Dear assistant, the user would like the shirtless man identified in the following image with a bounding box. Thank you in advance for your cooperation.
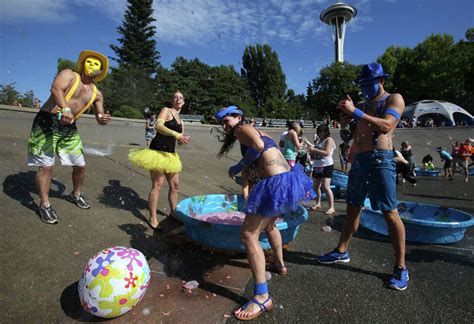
[27,50,111,224]
[316,63,409,291]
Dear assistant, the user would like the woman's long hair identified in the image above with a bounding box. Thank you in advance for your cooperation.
[212,115,245,158]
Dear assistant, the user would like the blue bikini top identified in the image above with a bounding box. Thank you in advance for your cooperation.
[240,132,278,157]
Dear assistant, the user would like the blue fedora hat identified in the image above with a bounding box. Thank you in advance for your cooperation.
[355,63,389,84]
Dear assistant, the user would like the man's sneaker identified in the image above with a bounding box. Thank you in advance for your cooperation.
[316,249,350,264]
[387,266,409,291]
[68,192,91,209]
[39,205,58,224]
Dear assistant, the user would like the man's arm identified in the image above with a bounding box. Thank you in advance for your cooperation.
[93,91,111,125]
[50,69,76,124]
[338,94,405,134]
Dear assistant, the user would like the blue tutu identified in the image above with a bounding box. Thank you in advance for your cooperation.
[246,164,316,217]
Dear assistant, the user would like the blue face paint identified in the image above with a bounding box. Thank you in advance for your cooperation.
[361,83,379,100]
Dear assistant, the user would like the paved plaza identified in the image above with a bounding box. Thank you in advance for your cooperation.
[0,107,473,323]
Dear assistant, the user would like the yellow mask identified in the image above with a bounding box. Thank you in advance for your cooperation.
[83,56,102,77]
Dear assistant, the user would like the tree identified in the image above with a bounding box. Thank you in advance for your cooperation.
[101,65,157,115]
[57,58,77,73]
[0,83,21,105]
[110,0,160,74]
[154,57,255,120]
[241,44,287,115]
[105,0,161,117]
[112,105,144,119]
[466,27,474,43]
[307,62,360,119]
[19,90,35,107]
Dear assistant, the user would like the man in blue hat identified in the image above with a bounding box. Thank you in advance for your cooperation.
[316,63,409,291]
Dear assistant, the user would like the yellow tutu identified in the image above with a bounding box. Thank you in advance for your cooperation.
[128,148,182,173]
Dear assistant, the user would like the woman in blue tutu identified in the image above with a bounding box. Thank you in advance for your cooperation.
[128,91,191,229]
[215,106,315,321]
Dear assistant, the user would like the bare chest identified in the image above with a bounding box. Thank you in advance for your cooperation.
[68,83,96,110]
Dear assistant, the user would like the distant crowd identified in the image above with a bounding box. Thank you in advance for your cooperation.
[398,116,471,128]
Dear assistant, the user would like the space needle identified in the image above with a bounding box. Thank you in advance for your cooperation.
[320,2,357,63]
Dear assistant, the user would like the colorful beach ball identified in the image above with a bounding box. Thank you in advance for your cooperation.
[78,246,151,318]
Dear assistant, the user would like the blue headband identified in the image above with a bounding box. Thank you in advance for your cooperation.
[214,105,243,122]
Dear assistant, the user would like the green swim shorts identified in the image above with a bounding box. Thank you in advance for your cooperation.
[27,110,85,167]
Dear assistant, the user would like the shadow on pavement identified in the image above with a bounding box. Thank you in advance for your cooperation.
[117,222,248,304]
[99,179,148,222]
[406,248,474,267]
[60,281,107,322]
[2,171,66,213]
[284,249,389,284]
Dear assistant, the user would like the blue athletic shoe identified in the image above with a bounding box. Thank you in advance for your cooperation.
[316,249,350,264]
[387,266,409,291]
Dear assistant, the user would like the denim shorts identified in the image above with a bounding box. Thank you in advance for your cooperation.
[346,150,397,211]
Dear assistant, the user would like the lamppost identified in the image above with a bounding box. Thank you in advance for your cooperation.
[320,2,357,63]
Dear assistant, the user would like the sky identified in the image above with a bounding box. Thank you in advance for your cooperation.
[0,0,473,103]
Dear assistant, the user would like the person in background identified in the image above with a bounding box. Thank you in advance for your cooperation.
[278,125,289,151]
[393,147,417,186]
[34,98,41,109]
[435,147,453,179]
[459,138,472,182]
[282,122,303,168]
[304,124,336,214]
[421,154,435,170]
[145,112,156,147]
[339,141,350,174]
[449,137,461,175]
[400,141,415,176]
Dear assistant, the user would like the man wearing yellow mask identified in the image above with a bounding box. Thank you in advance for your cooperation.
[27,50,111,224]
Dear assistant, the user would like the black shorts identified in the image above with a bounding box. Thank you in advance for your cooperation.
[312,165,334,178]
[444,159,452,169]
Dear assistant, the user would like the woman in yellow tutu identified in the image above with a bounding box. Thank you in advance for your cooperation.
[128,90,191,229]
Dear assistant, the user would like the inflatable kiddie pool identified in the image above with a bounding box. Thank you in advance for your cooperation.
[175,194,308,251]
[414,167,441,177]
[330,170,348,197]
[360,201,474,244]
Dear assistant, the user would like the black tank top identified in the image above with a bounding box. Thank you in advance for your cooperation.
[149,114,182,153]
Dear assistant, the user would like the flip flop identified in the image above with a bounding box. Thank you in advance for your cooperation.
[324,210,335,215]
[266,263,288,275]
[147,220,160,231]
[234,297,273,321]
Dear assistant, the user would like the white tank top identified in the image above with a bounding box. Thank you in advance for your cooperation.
[313,137,335,167]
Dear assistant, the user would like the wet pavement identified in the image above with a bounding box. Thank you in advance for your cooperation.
[0,106,473,323]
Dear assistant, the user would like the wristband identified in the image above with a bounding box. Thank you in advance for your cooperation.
[352,108,364,120]
[57,107,71,120]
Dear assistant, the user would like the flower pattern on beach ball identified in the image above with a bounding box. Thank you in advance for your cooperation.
[78,246,150,318]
